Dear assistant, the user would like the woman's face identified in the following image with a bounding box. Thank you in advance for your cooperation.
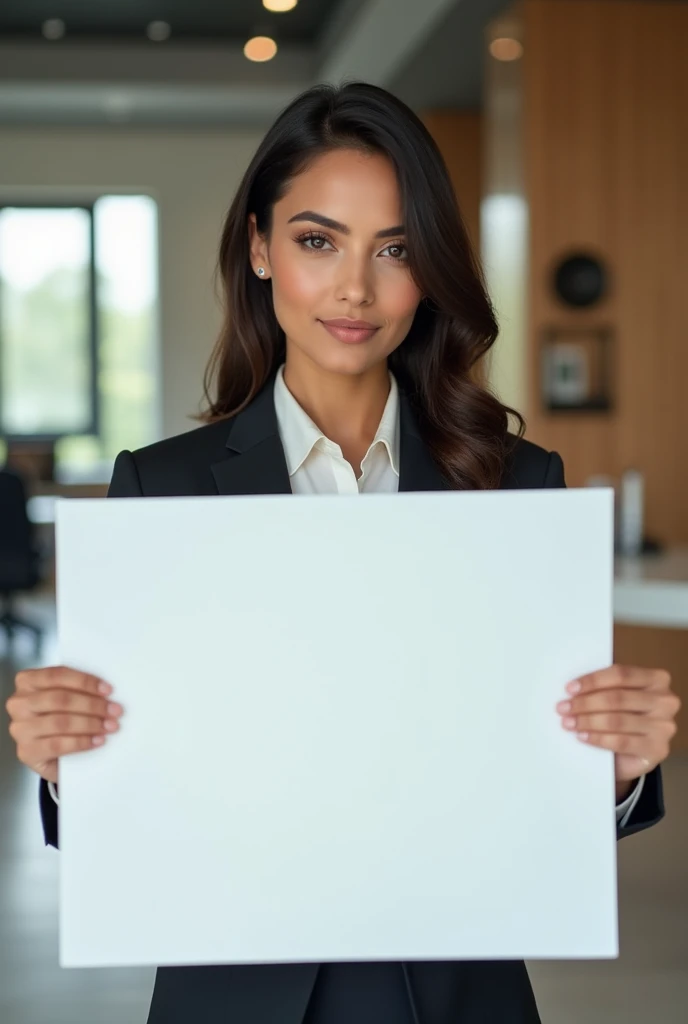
[249,148,423,377]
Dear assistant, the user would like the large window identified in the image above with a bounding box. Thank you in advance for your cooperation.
[0,196,160,481]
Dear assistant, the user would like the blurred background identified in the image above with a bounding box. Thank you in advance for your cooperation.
[0,1,686,1021]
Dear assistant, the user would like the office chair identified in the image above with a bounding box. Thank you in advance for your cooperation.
[0,467,44,654]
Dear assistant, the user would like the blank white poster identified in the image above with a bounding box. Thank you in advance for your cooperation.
[55,488,617,968]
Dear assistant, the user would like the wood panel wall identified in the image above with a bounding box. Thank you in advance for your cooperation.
[521,0,688,748]
[523,0,688,538]
[422,111,483,250]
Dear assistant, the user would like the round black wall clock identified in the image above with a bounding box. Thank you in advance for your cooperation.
[552,253,608,308]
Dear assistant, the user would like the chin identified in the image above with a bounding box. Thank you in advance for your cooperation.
[314,345,385,377]
[303,330,395,375]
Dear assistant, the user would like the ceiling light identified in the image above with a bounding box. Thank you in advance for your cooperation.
[42,19,65,40]
[244,36,278,62]
[263,0,298,11]
[489,37,523,62]
[147,21,171,42]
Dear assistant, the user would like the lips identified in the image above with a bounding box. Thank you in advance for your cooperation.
[318,318,380,345]
[322,318,378,329]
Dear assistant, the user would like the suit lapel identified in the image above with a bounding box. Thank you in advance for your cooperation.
[211,379,450,496]
[398,392,450,492]
[210,379,292,496]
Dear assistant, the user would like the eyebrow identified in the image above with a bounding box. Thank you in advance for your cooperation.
[287,210,404,239]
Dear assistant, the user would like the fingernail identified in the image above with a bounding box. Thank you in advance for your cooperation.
[566,680,582,695]
[92,735,105,746]
[107,702,123,717]
[557,700,572,714]
[104,719,119,732]
[563,717,577,730]
[577,732,590,742]
[98,682,113,695]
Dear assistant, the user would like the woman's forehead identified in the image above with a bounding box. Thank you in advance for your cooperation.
[276,149,403,227]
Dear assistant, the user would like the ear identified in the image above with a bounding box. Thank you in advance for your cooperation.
[247,213,272,279]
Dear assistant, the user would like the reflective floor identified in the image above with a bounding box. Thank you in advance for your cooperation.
[1,597,686,1023]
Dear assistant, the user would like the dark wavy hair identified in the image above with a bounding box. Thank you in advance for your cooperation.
[198,81,524,489]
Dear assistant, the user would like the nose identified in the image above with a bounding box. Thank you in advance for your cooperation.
[333,250,375,307]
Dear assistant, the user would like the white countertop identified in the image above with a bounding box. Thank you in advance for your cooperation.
[614,548,688,629]
[27,494,58,525]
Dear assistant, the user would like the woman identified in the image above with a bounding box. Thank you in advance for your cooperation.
[7,82,679,1024]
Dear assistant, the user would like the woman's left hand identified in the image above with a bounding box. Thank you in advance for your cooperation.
[556,665,681,797]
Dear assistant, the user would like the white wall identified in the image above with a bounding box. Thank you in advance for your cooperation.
[0,126,264,441]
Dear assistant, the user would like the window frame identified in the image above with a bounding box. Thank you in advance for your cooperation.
[0,200,100,443]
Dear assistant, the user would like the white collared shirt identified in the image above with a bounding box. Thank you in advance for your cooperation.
[49,368,645,824]
[273,364,399,495]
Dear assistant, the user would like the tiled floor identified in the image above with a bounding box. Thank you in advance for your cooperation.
[1,597,686,1023]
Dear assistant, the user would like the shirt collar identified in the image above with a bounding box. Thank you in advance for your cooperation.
[370,372,400,475]
[273,364,400,478]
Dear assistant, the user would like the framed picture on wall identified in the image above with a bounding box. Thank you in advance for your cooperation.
[540,326,613,412]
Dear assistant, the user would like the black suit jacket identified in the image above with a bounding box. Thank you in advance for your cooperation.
[39,381,664,1024]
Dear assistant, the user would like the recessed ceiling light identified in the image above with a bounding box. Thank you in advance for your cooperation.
[42,19,65,41]
[263,0,298,12]
[244,35,278,62]
[147,21,171,42]
[489,37,523,62]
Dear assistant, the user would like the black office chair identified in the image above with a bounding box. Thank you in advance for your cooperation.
[0,467,44,654]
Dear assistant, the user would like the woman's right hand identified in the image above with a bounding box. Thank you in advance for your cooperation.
[6,667,124,784]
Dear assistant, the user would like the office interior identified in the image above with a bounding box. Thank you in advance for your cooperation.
[0,1,686,1021]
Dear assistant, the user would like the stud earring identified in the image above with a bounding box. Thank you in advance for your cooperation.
[257,267,266,277]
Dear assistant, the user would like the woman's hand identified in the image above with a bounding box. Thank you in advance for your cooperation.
[5,666,123,784]
[556,665,681,799]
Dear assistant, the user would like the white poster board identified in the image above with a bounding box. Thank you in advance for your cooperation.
[56,489,617,967]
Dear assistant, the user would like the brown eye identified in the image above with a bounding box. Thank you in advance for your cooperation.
[296,231,333,252]
[381,242,408,263]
